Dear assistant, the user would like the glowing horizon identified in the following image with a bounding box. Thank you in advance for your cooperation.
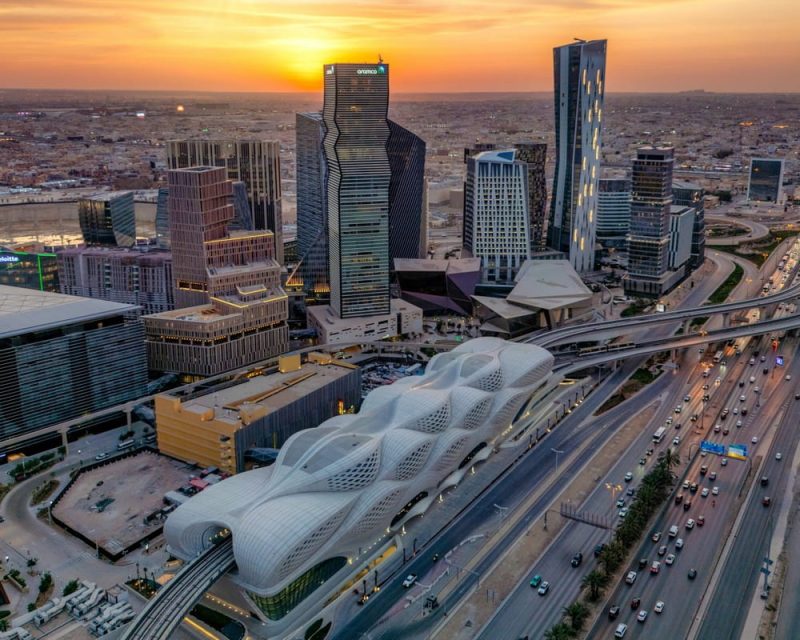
[1,0,798,93]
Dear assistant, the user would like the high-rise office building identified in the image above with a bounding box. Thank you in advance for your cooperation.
[58,247,174,314]
[747,158,785,203]
[295,112,330,303]
[143,167,288,377]
[323,62,391,319]
[672,180,705,269]
[624,146,692,296]
[596,178,632,249]
[0,248,59,291]
[166,140,284,263]
[0,286,147,442]
[548,39,607,273]
[387,120,427,260]
[463,149,532,283]
[78,192,136,247]
[155,187,170,249]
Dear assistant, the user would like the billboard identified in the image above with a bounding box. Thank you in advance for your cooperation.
[701,440,726,456]
[727,444,748,460]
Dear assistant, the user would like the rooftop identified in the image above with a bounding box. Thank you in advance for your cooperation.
[507,259,593,310]
[81,191,133,202]
[0,285,138,338]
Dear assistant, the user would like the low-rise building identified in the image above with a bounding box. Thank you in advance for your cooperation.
[306,299,423,345]
[154,355,361,473]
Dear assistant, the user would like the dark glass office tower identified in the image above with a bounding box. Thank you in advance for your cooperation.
[596,178,632,249]
[155,187,170,249]
[747,158,784,202]
[78,192,136,247]
[387,120,426,260]
[323,62,391,318]
[296,112,330,303]
[548,39,607,272]
[672,180,705,269]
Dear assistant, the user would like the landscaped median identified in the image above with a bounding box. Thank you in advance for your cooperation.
[542,451,680,640]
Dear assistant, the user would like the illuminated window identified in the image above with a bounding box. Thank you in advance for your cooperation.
[573,229,578,243]
[587,81,592,94]
[588,208,593,223]
[583,68,587,84]
[580,237,585,251]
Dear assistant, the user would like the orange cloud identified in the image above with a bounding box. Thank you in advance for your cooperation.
[0,0,798,92]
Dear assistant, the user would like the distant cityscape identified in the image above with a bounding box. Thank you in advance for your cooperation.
[0,25,799,640]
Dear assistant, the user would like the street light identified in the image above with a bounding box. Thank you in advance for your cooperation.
[552,448,565,476]
[605,483,623,502]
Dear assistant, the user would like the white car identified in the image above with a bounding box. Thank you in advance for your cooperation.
[537,581,550,595]
[701,487,709,498]
[616,497,625,508]
[754,387,760,394]
[776,452,783,461]
[619,507,629,518]
[749,358,756,365]
[786,375,792,381]
[626,570,637,584]
[668,525,679,537]
[94,452,108,461]
[624,472,634,482]
[736,420,743,427]
[675,538,684,550]
[665,554,675,566]
[673,436,681,446]
[637,610,648,623]
[733,407,739,414]
[752,436,759,444]
[739,395,746,402]
[686,519,695,529]
[721,458,728,466]
[712,486,720,496]
[749,376,756,383]
[714,425,721,433]
[402,574,418,588]
[654,601,665,614]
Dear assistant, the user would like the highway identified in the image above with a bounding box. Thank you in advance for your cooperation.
[119,538,235,640]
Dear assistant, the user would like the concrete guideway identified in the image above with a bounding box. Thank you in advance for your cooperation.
[705,214,770,246]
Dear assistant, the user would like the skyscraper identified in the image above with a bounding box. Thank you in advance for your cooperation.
[672,180,705,269]
[548,39,607,273]
[78,192,136,247]
[166,140,284,263]
[596,178,632,249]
[747,158,785,203]
[463,149,532,283]
[323,62,391,319]
[387,120,427,260]
[155,187,170,249]
[144,167,288,376]
[624,146,692,296]
[295,112,330,303]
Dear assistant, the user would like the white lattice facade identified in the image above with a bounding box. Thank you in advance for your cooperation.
[165,337,553,634]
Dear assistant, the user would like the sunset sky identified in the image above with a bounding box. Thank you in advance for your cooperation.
[2,0,798,93]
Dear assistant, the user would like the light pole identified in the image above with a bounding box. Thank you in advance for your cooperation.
[552,448,564,476]
[605,483,623,503]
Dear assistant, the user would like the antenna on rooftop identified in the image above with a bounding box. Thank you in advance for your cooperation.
[378,53,384,63]
[573,38,587,43]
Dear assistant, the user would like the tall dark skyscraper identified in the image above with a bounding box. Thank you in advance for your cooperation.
[296,112,330,303]
[548,39,607,273]
[672,180,705,269]
[323,62,391,318]
[166,140,284,263]
[78,192,136,247]
[747,158,785,203]
[596,177,632,249]
[387,120,427,260]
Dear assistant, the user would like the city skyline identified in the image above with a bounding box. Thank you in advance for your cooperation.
[2,0,799,93]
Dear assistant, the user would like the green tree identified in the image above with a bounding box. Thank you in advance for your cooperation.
[543,622,576,640]
[581,570,609,601]
[62,580,79,597]
[563,600,590,631]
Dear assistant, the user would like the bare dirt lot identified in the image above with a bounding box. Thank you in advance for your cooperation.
[53,451,192,556]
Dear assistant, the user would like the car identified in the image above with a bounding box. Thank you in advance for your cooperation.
[654,601,665,614]
[752,436,759,444]
[721,457,728,466]
[754,387,760,394]
[571,552,583,567]
[733,408,739,415]
[763,496,772,507]
[609,604,621,620]
[702,383,710,390]
[690,414,698,422]
[739,395,746,402]
[651,531,662,543]
[665,554,676,566]
[639,457,647,466]
[736,419,743,428]
[682,480,690,490]
[684,395,691,402]
[686,519,695,529]
[675,494,684,505]
[619,508,629,518]
[675,406,682,414]
[666,417,673,424]
[712,486,719,496]
[700,465,708,475]
[657,546,667,557]
[626,487,636,496]
[684,500,692,511]
[616,498,626,508]
[714,425,721,433]
[761,476,769,487]
[697,515,705,526]
[741,408,748,416]
[638,557,648,570]
[690,482,698,493]
[675,538,684,550]
[703,394,710,402]
[749,358,756,365]
[94,452,108,460]
[631,597,641,609]
[537,581,550,595]
[673,436,681,446]
[688,568,698,580]
[651,560,661,574]
[529,574,542,588]
[432,553,439,562]
[709,471,717,480]
[723,427,730,436]
[750,376,756,383]
[402,574,418,588]
[594,544,606,557]
[776,452,783,461]
[637,610,648,623]
[675,422,682,430]
[669,525,679,537]
[715,377,722,386]
[701,487,710,498]
[702,370,710,378]
[787,375,793,381]
[614,622,628,638]
[626,571,637,584]
[739,380,745,388]
[624,472,633,482]
[795,393,800,400]
[761,355,767,362]
[763,368,769,375]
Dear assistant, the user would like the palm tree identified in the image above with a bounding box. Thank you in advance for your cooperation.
[582,569,609,601]
[543,622,576,640]
[563,600,590,631]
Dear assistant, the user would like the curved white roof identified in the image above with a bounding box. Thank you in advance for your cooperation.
[165,337,554,600]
